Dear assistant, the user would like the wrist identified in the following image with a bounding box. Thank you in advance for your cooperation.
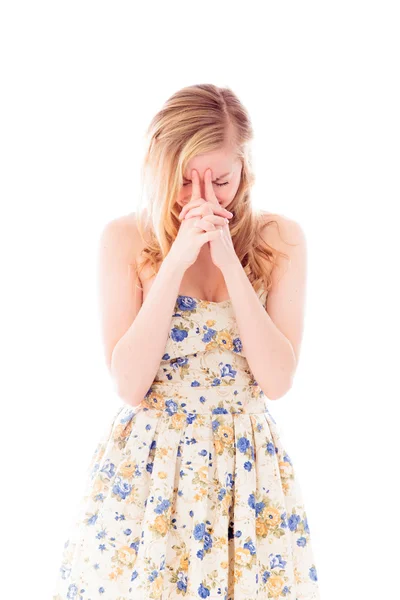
[162,252,188,280]
[220,254,242,278]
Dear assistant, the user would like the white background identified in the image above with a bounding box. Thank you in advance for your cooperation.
[1,1,399,598]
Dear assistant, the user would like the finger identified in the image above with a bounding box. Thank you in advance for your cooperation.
[201,214,229,227]
[182,207,209,221]
[179,200,205,220]
[191,168,202,201]
[185,202,214,219]
[184,204,231,220]
[192,217,216,232]
[204,168,219,207]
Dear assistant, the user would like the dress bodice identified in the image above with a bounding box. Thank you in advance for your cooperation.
[141,286,270,415]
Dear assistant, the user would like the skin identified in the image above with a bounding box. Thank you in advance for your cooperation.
[176,144,243,213]
[98,146,307,403]
[175,144,243,298]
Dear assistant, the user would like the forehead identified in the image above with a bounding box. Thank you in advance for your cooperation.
[184,148,238,179]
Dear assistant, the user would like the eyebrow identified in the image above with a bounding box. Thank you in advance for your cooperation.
[183,171,231,182]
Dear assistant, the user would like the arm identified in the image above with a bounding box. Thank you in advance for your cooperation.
[222,216,307,400]
[97,215,186,406]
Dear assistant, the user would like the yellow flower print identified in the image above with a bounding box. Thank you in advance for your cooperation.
[92,477,107,496]
[153,514,169,536]
[112,420,133,442]
[218,425,234,445]
[250,383,263,398]
[235,547,252,566]
[220,561,228,569]
[144,391,165,410]
[155,446,170,459]
[197,465,208,483]
[171,412,186,429]
[279,460,293,480]
[206,319,216,327]
[108,566,124,580]
[118,459,136,479]
[266,574,285,597]
[180,554,189,571]
[205,341,220,352]
[194,488,207,501]
[234,567,243,583]
[281,480,290,495]
[158,471,167,479]
[294,565,303,584]
[256,518,268,537]
[215,330,233,350]
[214,536,228,549]
[265,506,281,528]
[222,492,231,512]
[152,574,164,597]
[214,438,224,455]
[116,545,137,568]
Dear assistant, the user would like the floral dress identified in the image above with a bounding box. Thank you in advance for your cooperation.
[52,286,320,600]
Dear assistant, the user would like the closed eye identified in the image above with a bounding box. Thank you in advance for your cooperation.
[183,181,229,187]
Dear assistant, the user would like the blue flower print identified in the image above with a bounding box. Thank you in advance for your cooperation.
[288,513,301,532]
[198,582,210,598]
[112,477,132,500]
[100,460,116,479]
[220,363,237,378]
[165,399,178,416]
[218,488,226,501]
[51,284,320,600]
[194,522,206,541]
[270,553,287,569]
[303,515,310,534]
[266,442,276,455]
[203,532,213,551]
[212,406,228,414]
[226,473,234,488]
[297,536,307,547]
[85,513,99,525]
[237,437,250,453]
[177,296,198,311]
[248,493,265,517]
[232,337,243,352]
[154,498,171,514]
[171,327,189,342]
[67,583,78,599]
[202,328,217,343]
[243,539,256,555]
[177,572,188,592]
[148,569,159,582]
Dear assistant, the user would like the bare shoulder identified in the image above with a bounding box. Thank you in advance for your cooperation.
[258,210,306,253]
[257,210,307,290]
[98,211,145,265]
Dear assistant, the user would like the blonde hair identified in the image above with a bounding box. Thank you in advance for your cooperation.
[135,83,289,295]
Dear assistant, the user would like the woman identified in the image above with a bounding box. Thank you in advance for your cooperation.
[52,83,320,599]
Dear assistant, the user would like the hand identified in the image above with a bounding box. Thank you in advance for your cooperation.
[168,171,223,271]
[181,168,238,272]
[178,168,233,222]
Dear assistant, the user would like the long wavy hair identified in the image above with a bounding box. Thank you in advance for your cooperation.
[135,83,289,295]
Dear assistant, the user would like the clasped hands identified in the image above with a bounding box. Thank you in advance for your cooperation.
[178,168,238,272]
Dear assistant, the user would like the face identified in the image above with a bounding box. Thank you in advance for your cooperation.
[176,145,242,209]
